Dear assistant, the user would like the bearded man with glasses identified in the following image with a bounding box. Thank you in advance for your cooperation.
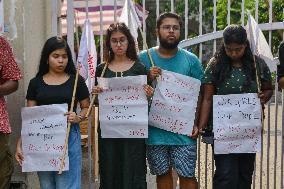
[139,12,204,189]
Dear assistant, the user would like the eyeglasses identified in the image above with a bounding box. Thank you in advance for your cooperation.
[110,39,128,46]
[160,25,180,32]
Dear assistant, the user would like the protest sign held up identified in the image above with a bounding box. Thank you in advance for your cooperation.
[213,93,262,154]
[149,70,201,135]
[98,75,148,138]
[21,104,69,172]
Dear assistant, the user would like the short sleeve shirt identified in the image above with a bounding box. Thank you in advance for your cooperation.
[26,75,89,112]
[0,36,22,133]
[95,60,147,79]
[203,57,271,130]
[203,57,271,94]
[139,47,204,145]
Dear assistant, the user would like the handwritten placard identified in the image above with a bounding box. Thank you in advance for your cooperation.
[98,75,148,138]
[213,93,262,154]
[149,70,201,135]
[21,104,69,172]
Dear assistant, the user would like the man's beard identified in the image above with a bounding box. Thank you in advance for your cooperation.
[159,35,180,50]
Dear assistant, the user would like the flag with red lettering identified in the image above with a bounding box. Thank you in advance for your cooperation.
[77,19,97,92]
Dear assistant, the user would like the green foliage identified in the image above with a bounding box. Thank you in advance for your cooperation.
[172,0,284,56]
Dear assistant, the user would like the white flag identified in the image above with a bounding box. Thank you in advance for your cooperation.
[246,13,276,72]
[77,19,97,92]
[0,0,4,33]
[119,0,141,40]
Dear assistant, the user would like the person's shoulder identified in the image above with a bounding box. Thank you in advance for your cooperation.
[179,48,199,62]
[180,48,196,57]
[96,62,107,71]
[255,55,264,62]
[130,60,147,75]
[0,36,10,49]
[95,62,107,73]
[68,74,85,82]
[134,60,146,68]
[30,76,41,82]
[139,49,147,56]
[255,55,268,68]
[0,36,7,44]
[139,47,156,57]
[28,76,41,86]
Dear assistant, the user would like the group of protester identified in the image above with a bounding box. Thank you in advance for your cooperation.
[0,11,283,189]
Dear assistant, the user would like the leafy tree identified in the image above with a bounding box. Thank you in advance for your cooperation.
[142,0,283,58]
[216,0,284,55]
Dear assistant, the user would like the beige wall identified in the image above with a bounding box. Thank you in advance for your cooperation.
[3,0,57,187]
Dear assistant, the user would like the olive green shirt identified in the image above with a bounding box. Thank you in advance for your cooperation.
[203,57,272,130]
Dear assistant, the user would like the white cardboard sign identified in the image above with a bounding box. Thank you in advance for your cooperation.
[98,75,148,138]
[21,104,69,172]
[149,70,201,135]
[213,93,262,154]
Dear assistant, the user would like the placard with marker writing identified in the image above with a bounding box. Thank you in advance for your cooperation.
[98,75,148,138]
[213,93,262,154]
[21,104,69,172]
[149,70,201,135]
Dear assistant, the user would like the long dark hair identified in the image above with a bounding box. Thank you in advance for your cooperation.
[104,22,138,63]
[36,36,76,77]
[212,25,255,89]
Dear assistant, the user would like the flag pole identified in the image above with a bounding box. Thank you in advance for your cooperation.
[75,12,80,54]
[84,0,94,187]
[59,66,81,174]
[128,0,157,109]
[85,63,108,118]
[247,13,264,182]
[128,1,154,67]
[58,6,83,175]
[86,0,89,19]
[247,11,261,92]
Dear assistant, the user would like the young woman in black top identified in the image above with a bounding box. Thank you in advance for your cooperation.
[15,36,90,189]
[93,23,153,189]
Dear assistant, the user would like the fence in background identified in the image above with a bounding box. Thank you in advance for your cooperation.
[52,0,284,188]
